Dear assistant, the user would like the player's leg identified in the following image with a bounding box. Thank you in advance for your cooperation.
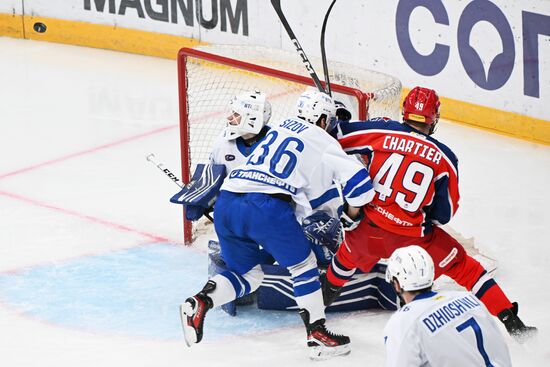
[323,220,391,306]
[427,226,536,340]
[248,193,350,360]
[180,191,264,346]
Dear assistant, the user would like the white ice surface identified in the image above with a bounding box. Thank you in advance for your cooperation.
[0,37,549,366]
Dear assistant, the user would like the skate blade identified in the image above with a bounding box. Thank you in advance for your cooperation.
[309,344,351,361]
[179,303,197,347]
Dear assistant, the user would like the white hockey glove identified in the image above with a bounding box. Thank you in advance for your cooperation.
[340,203,364,231]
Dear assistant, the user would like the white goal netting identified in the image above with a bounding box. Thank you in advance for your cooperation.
[178,44,402,243]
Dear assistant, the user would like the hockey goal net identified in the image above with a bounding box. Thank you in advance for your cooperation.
[177,44,402,244]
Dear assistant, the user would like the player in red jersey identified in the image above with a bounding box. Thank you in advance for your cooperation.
[324,87,536,341]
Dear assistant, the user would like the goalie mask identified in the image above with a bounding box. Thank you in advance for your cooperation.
[296,89,337,132]
[385,245,434,292]
[402,86,441,135]
[224,90,272,140]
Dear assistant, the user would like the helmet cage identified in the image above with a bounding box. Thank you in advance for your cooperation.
[224,91,271,140]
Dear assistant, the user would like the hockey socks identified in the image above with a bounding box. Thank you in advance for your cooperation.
[326,254,356,287]
[445,255,513,315]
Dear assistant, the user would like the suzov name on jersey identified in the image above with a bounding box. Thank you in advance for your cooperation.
[279,119,310,134]
[383,135,442,164]
[422,295,481,334]
[229,169,297,194]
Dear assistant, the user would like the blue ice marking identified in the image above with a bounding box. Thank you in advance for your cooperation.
[0,244,300,341]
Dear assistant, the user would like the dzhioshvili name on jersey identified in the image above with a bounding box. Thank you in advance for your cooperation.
[229,169,297,194]
[422,295,481,334]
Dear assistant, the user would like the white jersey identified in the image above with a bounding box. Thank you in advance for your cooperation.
[209,132,257,172]
[221,117,374,215]
[383,290,512,367]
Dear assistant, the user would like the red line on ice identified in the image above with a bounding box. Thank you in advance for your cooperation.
[0,124,177,180]
[0,190,174,243]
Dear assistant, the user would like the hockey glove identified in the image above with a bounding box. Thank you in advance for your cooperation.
[335,100,352,121]
[340,204,364,231]
[302,211,343,253]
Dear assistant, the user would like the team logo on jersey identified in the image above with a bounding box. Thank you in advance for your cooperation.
[225,154,235,161]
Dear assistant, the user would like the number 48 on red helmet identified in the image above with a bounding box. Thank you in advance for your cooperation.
[402,86,441,126]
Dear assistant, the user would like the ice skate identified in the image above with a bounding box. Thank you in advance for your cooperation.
[180,281,215,346]
[300,309,351,360]
[320,273,343,307]
[498,302,537,343]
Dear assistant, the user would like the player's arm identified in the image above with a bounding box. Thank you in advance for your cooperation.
[427,156,460,225]
[335,118,387,157]
[322,142,375,228]
[170,164,226,221]
[326,145,374,208]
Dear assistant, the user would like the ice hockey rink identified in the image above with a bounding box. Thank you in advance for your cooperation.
[1,37,549,366]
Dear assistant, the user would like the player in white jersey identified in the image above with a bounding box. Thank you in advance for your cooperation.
[174,90,273,222]
[180,89,375,360]
[383,245,512,367]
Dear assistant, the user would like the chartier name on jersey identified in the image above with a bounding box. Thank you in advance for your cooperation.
[337,119,458,172]
[383,134,443,164]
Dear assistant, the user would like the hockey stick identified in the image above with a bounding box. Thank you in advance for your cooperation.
[145,153,214,222]
[271,0,326,93]
[146,153,183,188]
[320,0,337,96]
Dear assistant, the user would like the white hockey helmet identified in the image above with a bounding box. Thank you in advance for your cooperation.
[295,89,337,131]
[224,90,272,140]
[385,245,435,291]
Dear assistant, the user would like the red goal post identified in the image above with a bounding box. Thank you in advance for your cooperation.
[177,45,401,244]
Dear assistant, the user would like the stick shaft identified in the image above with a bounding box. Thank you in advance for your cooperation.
[271,0,325,93]
[321,0,337,96]
[146,153,183,188]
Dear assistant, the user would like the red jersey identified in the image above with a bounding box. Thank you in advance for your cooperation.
[336,118,460,237]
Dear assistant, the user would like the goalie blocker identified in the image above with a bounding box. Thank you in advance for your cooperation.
[170,164,226,220]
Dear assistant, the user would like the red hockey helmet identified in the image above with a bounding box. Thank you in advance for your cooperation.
[402,86,440,126]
